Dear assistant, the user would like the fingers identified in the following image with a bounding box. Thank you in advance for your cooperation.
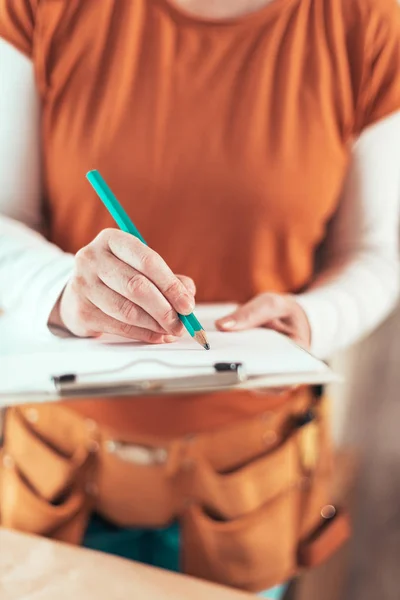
[59,229,197,342]
[94,251,184,335]
[216,294,286,331]
[86,306,175,344]
[177,274,196,296]
[264,318,294,337]
[83,278,168,334]
[104,230,195,315]
[59,287,170,342]
[215,293,311,350]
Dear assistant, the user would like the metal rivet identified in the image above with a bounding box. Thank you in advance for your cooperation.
[106,440,117,453]
[88,440,100,453]
[25,408,38,423]
[2,454,14,469]
[262,430,277,445]
[85,482,98,496]
[85,419,97,432]
[321,505,336,520]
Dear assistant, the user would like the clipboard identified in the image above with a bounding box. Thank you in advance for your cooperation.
[0,305,339,407]
[0,358,338,407]
[52,360,247,397]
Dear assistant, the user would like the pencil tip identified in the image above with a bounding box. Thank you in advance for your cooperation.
[194,330,210,350]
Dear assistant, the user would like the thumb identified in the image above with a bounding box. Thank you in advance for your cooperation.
[216,294,286,331]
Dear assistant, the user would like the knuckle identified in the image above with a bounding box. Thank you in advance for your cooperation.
[76,303,92,325]
[72,274,88,292]
[97,228,114,244]
[143,329,162,344]
[118,298,138,323]
[139,250,158,272]
[178,275,195,293]
[75,245,96,269]
[118,322,136,337]
[160,307,178,326]
[163,279,183,299]
[143,329,163,344]
[126,274,149,297]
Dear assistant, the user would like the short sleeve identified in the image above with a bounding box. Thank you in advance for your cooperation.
[0,0,38,57]
[355,0,400,132]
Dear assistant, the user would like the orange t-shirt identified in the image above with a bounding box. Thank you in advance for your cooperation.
[1,0,400,436]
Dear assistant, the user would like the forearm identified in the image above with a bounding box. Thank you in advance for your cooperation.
[0,42,74,337]
[296,250,399,358]
[0,215,74,337]
[296,112,400,359]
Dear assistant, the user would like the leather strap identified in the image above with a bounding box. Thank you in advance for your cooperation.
[297,506,351,568]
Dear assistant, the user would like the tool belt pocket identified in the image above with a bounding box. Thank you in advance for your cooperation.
[0,405,98,544]
[181,403,350,592]
[182,487,300,592]
[181,427,303,592]
[192,427,301,521]
[95,433,178,527]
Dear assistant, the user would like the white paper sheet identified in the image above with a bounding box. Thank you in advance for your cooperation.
[0,304,333,399]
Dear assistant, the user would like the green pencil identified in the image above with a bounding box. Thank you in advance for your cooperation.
[86,169,210,350]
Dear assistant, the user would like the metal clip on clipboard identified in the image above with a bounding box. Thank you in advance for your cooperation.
[52,360,247,398]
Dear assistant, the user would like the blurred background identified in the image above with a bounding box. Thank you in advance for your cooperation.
[295,294,400,600]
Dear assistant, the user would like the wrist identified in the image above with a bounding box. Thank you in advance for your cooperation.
[47,286,72,336]
[291,297,312,349]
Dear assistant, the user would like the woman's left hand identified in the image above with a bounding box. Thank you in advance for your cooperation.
[215,293,311,349]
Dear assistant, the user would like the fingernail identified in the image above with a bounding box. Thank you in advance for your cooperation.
[220,319,236,330]
[164,335,178,343]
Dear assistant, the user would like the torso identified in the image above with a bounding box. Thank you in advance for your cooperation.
[35,0,360,434]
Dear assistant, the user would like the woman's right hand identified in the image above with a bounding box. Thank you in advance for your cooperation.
[48,228,196,343]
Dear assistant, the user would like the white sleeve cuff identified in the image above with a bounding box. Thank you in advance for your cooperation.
[0,216,75,340]
[30,256,75,340]
[8,254,75,340]
[295,259,400,360]
[295,292,340,359]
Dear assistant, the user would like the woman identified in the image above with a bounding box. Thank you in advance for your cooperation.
[1,0,400,598]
